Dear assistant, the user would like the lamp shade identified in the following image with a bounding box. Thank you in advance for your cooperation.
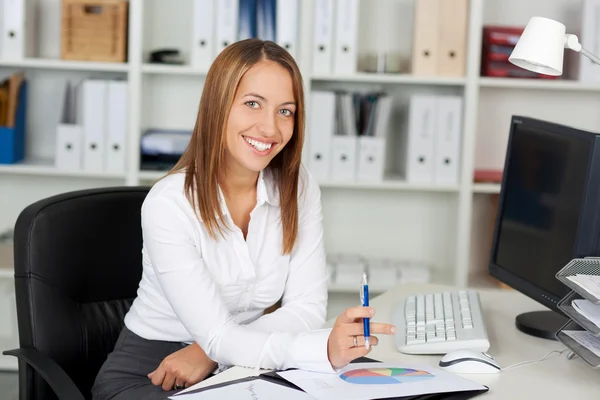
[508,17,566,76]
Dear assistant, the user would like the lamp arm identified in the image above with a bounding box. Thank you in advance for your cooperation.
[580,47,600,67]
[564,34,600,67]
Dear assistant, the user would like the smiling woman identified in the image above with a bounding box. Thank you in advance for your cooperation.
[90,39,395,400]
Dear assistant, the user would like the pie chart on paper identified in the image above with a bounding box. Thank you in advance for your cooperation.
[340,368,435,385]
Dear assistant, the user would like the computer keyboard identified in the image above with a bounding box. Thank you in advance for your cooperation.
[391,289,490,354]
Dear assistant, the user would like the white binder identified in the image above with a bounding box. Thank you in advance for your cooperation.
[55,80,83,170]
[55,125,83,171]
[276,0,299,59]
[405,95,436,183]
[332,0,359,75]
[1,0,36,59]
[191,0,215,72]
[357,95,393,182]
[331,92,358,182]
[311,0,334,75]
[307,91,335,182]
[105,80,128,173]
[215,0,238,55]
[433,96,463,184]
[82,79,107,172]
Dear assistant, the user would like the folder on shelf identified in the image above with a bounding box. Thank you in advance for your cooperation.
[434,95,462,184]
[0,73,26,164]
[307,90,335,182]
[405,95,436,183]
[1,0,36,60]
[275,0,299,59]
[330,92,358,182]
[238,0,258,40]
[311,0,334,75]
[257,0,276,41]
[357,93,392,182]
[82,79,107,172]
[55,80,83,171]
[215,0,238,54]
[411,0,440,76]
[332,0,359,75]
[437,0,468,76]
[105,79,127,173]
[190,0,216,72]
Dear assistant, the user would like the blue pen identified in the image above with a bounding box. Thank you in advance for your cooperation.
[361,272,370,349]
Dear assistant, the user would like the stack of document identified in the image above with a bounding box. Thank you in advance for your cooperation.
[566,274,600,301]
[572,299,600,330]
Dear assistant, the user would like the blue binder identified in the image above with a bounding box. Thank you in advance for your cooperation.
[0,80,27,164]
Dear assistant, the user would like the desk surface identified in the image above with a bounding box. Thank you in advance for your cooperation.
[193,283,599,398]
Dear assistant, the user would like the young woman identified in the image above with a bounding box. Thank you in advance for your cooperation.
[92,39,396,400]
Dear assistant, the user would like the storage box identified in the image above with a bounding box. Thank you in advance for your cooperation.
[61,0,129,62]
[0,80,27,165]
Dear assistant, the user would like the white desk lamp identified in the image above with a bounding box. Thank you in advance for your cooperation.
[509,16,600,76]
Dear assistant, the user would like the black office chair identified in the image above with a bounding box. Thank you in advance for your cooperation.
[2,186,150,400]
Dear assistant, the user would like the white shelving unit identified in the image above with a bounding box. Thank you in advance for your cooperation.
[0,0,597,346]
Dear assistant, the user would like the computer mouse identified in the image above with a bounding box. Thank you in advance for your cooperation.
[438,349,501,374]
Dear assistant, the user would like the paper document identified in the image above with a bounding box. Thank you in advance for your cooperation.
[563,330,600,358]
[566,274,600,300]
[169,378,314,399]
[277,362,487,400]
[174,366,262,395]
[572,299,600,329]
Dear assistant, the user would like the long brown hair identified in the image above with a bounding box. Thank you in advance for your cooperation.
[169,39,305,255]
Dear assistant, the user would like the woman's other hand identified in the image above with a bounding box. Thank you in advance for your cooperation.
[327,306,396,370]
[148,342,217,391]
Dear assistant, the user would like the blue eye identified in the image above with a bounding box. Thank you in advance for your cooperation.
[280,109,293,117]
[246,101,259,108]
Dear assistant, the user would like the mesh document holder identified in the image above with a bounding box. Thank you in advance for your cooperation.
[557,291,600,337]
[555,258,600,367]
[556,320,600,368]
[556,258,600,305]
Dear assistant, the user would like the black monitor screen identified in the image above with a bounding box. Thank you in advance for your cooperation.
[494,121,592,299]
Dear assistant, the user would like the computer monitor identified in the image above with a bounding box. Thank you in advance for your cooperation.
[489,115,600,340]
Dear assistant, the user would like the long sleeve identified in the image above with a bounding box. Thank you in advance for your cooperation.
[140,194,335,373]
[247,171,329,335]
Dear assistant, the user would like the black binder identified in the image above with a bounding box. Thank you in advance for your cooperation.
[173,357,489,399]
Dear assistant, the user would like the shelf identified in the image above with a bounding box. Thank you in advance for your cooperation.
[0,159,127,179]
[0,267,12,279]
[0,58,129,72]
[139,171,459,192]
[328,282,391,294]
[142,63,208,76]
[478,77,600,92]
[311,72,466,86]
[319,178,460,192]
[472,183,501,194]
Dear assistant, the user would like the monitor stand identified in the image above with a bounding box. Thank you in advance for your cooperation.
[515,311,569,340]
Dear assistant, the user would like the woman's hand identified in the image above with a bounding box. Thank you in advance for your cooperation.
[327,306,396,370]
[148,342,217,391]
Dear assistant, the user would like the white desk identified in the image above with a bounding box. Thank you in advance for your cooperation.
[190,283,600,399]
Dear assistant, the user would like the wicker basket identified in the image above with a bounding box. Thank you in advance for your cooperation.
[61,0,128,62]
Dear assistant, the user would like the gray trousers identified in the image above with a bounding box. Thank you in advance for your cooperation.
[91,326,188,400]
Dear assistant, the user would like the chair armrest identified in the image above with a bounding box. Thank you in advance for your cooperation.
[3,348,85,400]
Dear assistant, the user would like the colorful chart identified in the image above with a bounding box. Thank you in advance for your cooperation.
[339,368,434,385]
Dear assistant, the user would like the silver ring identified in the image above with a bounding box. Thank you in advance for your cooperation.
[353,336,358,347]
[174,384,184,390]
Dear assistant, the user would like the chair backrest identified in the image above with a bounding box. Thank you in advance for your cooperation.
[12,186,150,400]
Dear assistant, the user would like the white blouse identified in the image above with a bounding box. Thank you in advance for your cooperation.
[124,165,334,373]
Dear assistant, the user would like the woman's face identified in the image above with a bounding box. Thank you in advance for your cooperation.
[224,59,296,175]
